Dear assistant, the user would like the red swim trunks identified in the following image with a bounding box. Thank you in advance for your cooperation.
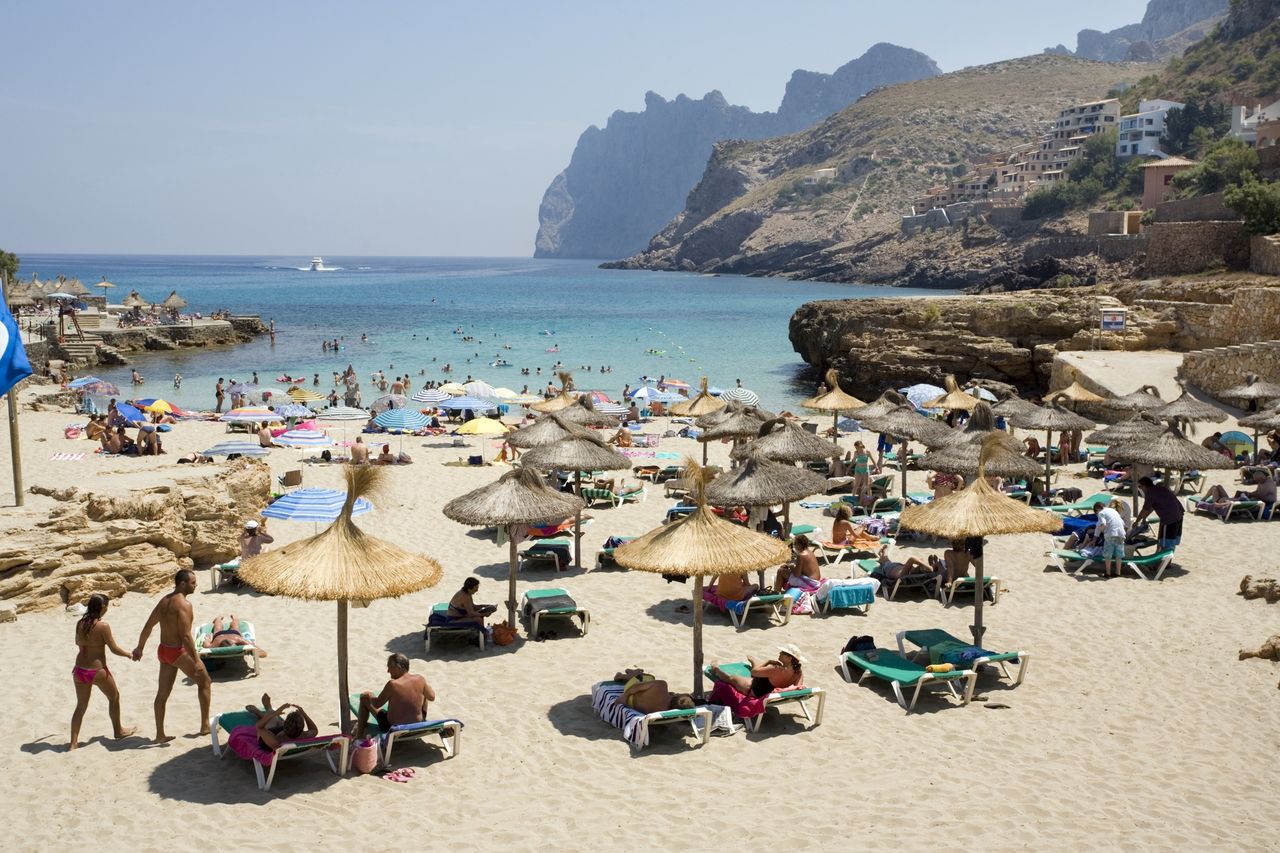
[157,643,186,666]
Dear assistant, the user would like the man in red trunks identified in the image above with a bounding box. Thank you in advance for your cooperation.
[132,569,211,743]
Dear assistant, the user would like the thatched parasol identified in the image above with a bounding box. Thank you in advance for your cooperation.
[62,278,90,297]
[1097,384,1163,413]
[1153,388,1227,426]
[940,401,998,447]
[803,368,867,444]
[1222,374,1280,408]
[614,461,790,697]
[848,389,908,421]
[1007,400,1094,489]
[991,395,1042,421]
[95,277,115,290]
[669,377,725,418]
[238,467,443,733]
[1238,407,1280,461]
[507,412,577,449]
[442,465,585,627]
[161,290,187,310]
[730,417,841,463]
[699,404,772,465]
[899,434,1061,644]
[1047,380,1106,405]
[1086,413,1164,446]
[122,290,146,309]
[1105,426,1238,472]
[925,375,980,412]
[520,427,630,569]
[531,371,578,414]
[859,404,955,500]
[708,446,828,537]
[558,394,621,428]
[917,432,1043,480]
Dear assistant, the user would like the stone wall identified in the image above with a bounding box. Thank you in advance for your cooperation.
[1145,221,1250,274]
[986,205,1026,230]
[1251,234,1280,276]
[1153,191,1240,223]
[1089,211,1128,235]
[1179,340,1280,400]
[1023,233,1148,263]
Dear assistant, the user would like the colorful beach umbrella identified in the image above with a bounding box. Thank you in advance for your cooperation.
[202,440,270,457]
[219,407,278,423]
[373,409,430,432]
[412,388,451,405]
[899,383,947,410]
[454,417,509,436]
[286,387,326,403]
[629,386,681,403]
[438,382,466,395]
[140,399,180,415]
[277,403,315,419]
[275,429,334,448]
[316,406,370,422]
[262,488,373,523]
[68,376,106,388]
[114,403,146,422]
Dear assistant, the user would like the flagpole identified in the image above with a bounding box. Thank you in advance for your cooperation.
[2,272,24,507]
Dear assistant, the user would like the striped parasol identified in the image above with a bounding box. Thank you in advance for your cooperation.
[438,396,496,412]
[202,440,270,457]
[718,386,760,407]
[274,428,334,448]
[412,388,451,405]
[277,403,315,419]
[286,387,326,403]
[262,488,373,523]
[373,409,431,432]
[218,407,278,423]
[316,406,370,421]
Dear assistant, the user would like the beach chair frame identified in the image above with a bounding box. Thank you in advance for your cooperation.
[195,620,261,676]
[943,576,1001,607]
[895,629,1030,687]
[703,593,791,630]
[743,688,826,732]
[424,603,486,652]
[381,720,462,768]
[1185,495,1263,522]
[210,714,350,792]
[521,589,591,637]
[838,651,977,713]
[592,681,715,752]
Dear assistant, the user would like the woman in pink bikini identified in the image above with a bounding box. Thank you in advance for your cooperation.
[70,594,136,750]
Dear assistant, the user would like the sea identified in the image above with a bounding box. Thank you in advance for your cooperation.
[20,255,945,412]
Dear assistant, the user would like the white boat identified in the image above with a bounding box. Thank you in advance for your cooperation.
[304,257,340,272]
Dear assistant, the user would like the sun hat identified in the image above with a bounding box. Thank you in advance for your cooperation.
[245,520,259,530]
[778,643,807,665]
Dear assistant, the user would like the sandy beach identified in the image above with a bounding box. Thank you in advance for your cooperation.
[1,385,1277,852]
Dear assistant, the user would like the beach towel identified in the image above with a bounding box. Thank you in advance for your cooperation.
[799,500,832,510]
[50,452,85,461]
[928,640,1009,668]
[708,680,768,720]
[656,452,680,460]
[701,586,747,619]
[816,578,879,608]
[227,724,275,766]
[590,682,732,749]
[618,450,656,458]
[784,575,822,615]
[426,612,481,631]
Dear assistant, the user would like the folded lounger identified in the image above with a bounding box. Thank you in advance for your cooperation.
[195,618,261,676]
[521,588,590,637]
[210,710,349,791]
[703,662,825,733]
[702,586,791,630]
[895,629,1029,686]
[838,649,976,712]
[1046,548,1177,580]
[590,680,720,752]
[424,603,485,652]
[346,695,462,769]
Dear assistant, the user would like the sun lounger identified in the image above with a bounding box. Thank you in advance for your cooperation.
[211,558,240,589]
[520,538,572,571]
[195,618,261,676]
[855,558,937,601]
[665,504,697,522]
[810,577,878,615]
[580,485,646,508]
[896,629,1028,686]
[521,588,590,637]
[424,603,485,651]
[1046,548,1177,580]
[596,535,636,569]
[702,586,791,629]
[590,680,722,751]
[817,536,891,566]
[703,662,825,732]
[210,710,349,791]
[838,649,976,712]
[346,695,462,769]
[1048,492,1115,515]
[1185,494,1264,522]
[941,575,1000,607]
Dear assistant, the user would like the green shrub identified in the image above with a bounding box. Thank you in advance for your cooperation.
[1225,180,1280,235]
[1173,137,1260,196]
[1022,182,1079,219]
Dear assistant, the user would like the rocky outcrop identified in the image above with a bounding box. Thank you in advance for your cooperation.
[1215,0,1280,41]
[534,44,940,260]
[1054,0,1227,61]
[1237,636,1280,661]
[1239,575,1280,604]
[0,459,269,613]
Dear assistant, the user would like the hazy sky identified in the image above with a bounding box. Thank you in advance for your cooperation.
[4,1,1148,257]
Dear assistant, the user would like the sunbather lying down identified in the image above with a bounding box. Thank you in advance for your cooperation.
[870,545,971,585]
[613,669,695,714]
[203,614,268,657]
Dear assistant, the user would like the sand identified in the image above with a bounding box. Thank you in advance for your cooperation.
[0,387,1277,852]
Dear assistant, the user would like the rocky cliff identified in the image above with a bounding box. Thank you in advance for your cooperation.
[1046,0,1228,61]
[607,55,1144,285]
[534,44,940,260]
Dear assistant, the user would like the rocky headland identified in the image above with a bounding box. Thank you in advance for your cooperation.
[1045,0,1227,61]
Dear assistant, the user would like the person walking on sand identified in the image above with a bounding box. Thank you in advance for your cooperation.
[215,378,225,414]
[132,570,211,743]
[70,594,136,750]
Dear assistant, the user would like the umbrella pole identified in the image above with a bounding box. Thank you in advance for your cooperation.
[693,576,705,700]
[507,527,519,629]
[970,559,986,646]
[783,501,791,539]
[337,600,351,735]
[832,411,839,450]
[900,439,909,507]
[1044,429,1053,498]
[574,471,583,570]
[701,440,708,466]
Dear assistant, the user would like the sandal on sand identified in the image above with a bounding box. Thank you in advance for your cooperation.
[384,768,417,783]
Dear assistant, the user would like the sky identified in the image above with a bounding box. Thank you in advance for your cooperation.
[2,0,1150,257]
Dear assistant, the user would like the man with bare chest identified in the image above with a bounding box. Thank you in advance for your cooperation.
[354,653,435,738]
[132,570,212,743]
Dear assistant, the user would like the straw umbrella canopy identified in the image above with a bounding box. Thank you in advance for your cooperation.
[1097,384,1164,414]
[859,404,956,500]
[95,277,115,290]
[917,432,1043,481]
[699,405,772,466]
[1105,426,1238,472]
[709,446,828,538]
[531,371,578,414]
[238,467,443,733]
[991,395,1041,421]
[668,377,724,418]
[558,394,621,428]
[847,389,908,421]
[731,417,841,463]
[122,290,145,309]
[1222,375,1280,412]
[1153,387,1227,428]
[924,375,980,413]
[1086,413,1164,446]
[62,277,90,297]
[520,428,630,569]
[695,399,741,429]
[161,290,187,310]
[507,412,577,449]
[614,462,790,697]
[1239,407,1280,462]
[803,368,867,444]
[443,465,585,627]
[899,435,1061,644]
[1047,380,1106,405]
[1006,401,1094,490]
[939,401,999,447]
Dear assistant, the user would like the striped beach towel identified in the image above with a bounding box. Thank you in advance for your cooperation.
[50,452,86,461]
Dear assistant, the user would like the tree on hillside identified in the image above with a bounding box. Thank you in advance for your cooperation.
[1225,180,1280,235]
[0,250,19,286]
[1173,137,1260,196]
[1161,99,1229,156]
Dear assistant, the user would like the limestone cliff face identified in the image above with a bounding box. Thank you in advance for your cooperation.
[1052,0,1227,61]
[533,44,940,260]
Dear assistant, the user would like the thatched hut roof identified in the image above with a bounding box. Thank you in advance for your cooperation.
[917,432,1042,479]
[442,464,584,527]
[706,448,829,506]
[239,467,442,601]
[1238,407,1280,430]
[519,429,631,473]
[939,401,998,447]
[925,375,980,412]
[1096,385,1163,413]
[700,405,772,441]
[847,390,907,420]
[803,368,866,414]
[1047,380,1106,404]
[731,417,841,463]
[1007,403,1094,432]
[669,377,725,418]
[1153,390,1227,424]
[1105,427,1237,470]
[557,395,621,428]
[161,290,187,310]
[1222,375,1280,403]
[1086,414,1164,446]
[506,412,580,450]
[123,290,146,309]
[859,405,954,447]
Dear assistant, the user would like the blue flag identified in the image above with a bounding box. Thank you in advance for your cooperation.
[0,297,33,398]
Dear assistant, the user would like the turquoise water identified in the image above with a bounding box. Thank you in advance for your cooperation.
[20,255,943,411]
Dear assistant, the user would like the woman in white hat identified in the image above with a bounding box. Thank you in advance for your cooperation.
[709,645,805,700]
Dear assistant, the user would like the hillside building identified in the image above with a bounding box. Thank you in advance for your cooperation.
[1229,98,1280,147]
[1117,99,1184,158]
[1141,155,1195,210]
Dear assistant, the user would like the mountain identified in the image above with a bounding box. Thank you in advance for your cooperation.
[604,54,1145,284]
[1045,0,1228,61]
[533,43,940,260]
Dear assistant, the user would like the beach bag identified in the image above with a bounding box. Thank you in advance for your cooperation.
[351,738,378,774]
[491,621,516,646]
[64,426,82,439]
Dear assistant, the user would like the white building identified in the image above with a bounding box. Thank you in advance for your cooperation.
[803,167,837,185]
[1116,99,1184,158]
[1229,98,1280,147]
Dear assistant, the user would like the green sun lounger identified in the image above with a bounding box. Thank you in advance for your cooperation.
[1185,494,1265,522]
[424,602,485,652]
[520,587,590,637]
[896,629,1029,686]
[703,662,825,732]
[1048,548,1177,580]
[210,709,349,791]
[347,695,462,769]
[195,619,261,676]
[838,648,976,712]
[1048,493,1114,514]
